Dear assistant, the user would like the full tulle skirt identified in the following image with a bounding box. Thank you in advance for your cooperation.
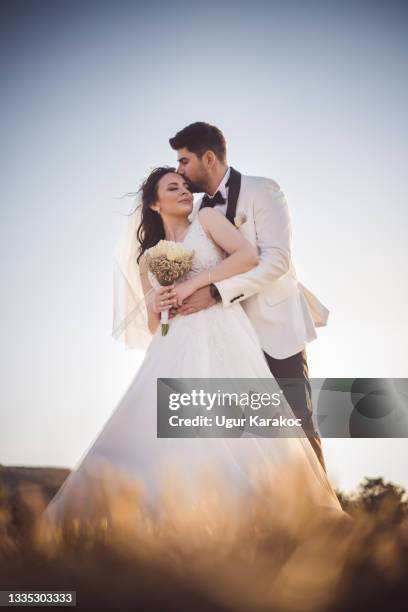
[44,302,343,525]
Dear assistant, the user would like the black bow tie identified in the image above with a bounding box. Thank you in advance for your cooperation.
[201,190,226,208]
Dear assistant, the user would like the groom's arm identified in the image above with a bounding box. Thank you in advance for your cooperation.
[214,179,292,306]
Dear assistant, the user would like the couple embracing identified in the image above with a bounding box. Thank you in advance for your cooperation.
[44,122,344,522]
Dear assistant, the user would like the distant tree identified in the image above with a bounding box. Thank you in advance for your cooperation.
[337,477,407,524]
[359,477,407,520]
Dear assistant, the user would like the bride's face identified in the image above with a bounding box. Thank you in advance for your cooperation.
[151,172,193,218]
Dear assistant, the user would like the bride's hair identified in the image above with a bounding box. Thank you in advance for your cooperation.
[135,166,176,263]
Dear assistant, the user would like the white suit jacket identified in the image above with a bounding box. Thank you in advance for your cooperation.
[193,168,329,359]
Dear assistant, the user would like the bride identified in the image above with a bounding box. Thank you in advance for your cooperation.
[43,167,344,524]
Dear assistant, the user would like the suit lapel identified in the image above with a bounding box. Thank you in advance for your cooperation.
[225,167,242,224]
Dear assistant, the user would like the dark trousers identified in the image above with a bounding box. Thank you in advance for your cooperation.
[263,349,326,472]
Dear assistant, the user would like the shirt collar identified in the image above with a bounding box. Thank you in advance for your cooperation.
[209,166,231,200]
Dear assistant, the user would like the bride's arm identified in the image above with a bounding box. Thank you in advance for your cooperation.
[139,255,178,334]
[174,208,259,306]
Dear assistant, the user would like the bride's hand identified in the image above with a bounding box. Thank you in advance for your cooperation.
[152,285,178,314]
[174,279,198,307]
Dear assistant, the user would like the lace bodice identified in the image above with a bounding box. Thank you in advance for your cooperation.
[147,215,225,288]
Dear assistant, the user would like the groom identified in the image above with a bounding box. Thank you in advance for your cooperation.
[169,122,329,472]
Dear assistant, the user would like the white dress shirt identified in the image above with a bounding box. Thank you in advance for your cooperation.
[206,166,231,216]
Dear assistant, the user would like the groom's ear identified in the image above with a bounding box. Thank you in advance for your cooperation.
[202,150,216,168]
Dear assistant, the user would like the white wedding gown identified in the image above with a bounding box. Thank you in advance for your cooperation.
[44,215,342,524]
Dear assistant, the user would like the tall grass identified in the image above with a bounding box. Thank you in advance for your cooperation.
[1,459,407,611]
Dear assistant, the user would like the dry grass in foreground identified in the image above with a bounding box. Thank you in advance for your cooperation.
[1,460,408,612]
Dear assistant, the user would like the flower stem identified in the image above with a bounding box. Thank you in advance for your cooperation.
[161,323,169,336]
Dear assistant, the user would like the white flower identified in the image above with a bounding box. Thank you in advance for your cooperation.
[167,243,186,261]
[234,213,247,229]
[146,240,191,261]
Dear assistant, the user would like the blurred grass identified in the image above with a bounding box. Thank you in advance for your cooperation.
[1,462,407,611]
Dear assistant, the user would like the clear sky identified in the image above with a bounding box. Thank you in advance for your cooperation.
[1,0,407,493]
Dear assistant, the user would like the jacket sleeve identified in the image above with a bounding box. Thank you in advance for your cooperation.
[214,179,292,306]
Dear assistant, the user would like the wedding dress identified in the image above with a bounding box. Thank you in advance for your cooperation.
[44,215,342,523]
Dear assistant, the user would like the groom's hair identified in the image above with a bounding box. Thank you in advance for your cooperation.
[169,122,226,163]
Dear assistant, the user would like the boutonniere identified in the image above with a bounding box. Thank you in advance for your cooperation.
[234,213,247,229]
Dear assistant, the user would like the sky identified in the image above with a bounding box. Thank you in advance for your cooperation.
[1,0,407,493]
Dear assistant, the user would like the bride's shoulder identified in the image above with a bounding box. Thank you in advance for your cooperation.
[193,208,225,241]
[197,207,213,222]
[197,207,224,225]
[196,207,226,232]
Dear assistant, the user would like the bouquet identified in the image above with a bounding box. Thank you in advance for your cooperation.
[145,240,194,336]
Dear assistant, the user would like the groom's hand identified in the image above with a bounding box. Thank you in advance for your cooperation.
[172,286,217,316]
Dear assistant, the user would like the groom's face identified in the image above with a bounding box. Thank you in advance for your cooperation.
[176,147,210,193]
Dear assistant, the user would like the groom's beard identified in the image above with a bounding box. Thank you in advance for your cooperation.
[182,176,208,194]
[183,177,202,194]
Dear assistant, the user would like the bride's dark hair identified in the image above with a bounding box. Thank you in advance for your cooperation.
[133,166,176,263]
